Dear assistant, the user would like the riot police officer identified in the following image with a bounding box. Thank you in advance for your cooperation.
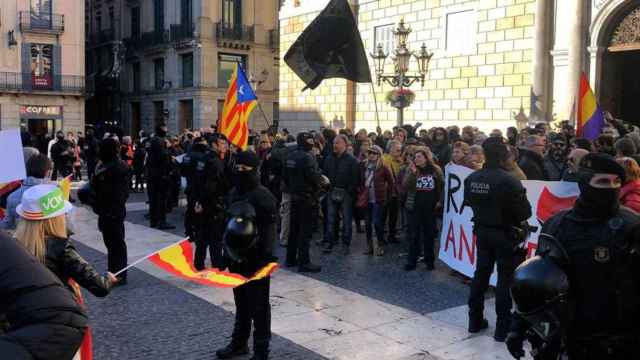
[216,151,277,360]
[283,132,323,273]
[146,123,175,230]
[463,137,532,341]
[506,153,640,359]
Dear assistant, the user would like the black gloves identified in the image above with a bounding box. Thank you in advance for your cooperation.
[505,331,525,359]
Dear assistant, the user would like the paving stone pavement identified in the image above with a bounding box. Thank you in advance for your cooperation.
[67,189,530,359]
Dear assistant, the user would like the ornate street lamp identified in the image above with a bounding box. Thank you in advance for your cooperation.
[370,19,433,127]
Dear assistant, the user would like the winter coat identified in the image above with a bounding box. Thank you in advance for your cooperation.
[518,148,548,181]
[543,155,567,181]
[359,162,394,204]
[0,232,88,360]
[620,180,640,214]
[323,152,360,194]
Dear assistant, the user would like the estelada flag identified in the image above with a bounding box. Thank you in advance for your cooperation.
[219,64,257,150]
[149,239,278,288]
[285,0,372,90]
[577,72,606,141]
[59,175,73,201]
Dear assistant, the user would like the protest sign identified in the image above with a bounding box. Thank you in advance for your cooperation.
[0,129,26,183]
[438,164,580,285]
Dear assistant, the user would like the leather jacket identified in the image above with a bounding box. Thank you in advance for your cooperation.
[45,237,114,297]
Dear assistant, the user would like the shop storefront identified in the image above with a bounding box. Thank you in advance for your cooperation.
[19,105,63,154]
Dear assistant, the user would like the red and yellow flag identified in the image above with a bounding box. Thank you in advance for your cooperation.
[149,239,278,288]
[59,175,73,201]
[218,64,258,150]
[0,180,21,197]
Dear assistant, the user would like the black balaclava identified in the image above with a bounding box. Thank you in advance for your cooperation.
[297,132,314,152]
[233,151,261,194]
[574,153,626,219]
[56,132,64,141]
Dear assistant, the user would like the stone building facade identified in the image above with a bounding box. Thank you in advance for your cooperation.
[0,0,86,137]
[86,0,280,136]
[280,0,640,133]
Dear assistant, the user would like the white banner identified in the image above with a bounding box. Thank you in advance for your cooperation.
[438,164,580,285]
[0,129,26,183]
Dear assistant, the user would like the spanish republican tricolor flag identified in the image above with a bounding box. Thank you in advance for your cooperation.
[219,63,257,150]
[148,239,278,288]
[577,72,606,141]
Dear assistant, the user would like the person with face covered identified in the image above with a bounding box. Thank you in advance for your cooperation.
[507,153,640,359]
[543,134,569,181]
[283,132,323,272]
[92,138,130,284]
[216,150,277,360]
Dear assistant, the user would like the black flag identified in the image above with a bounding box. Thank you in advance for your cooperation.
[284,0,372,91]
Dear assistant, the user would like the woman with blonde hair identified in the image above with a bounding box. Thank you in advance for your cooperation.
[450,141,471,167]
[616,157,640,213]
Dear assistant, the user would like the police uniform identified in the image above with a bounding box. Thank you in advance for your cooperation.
[283,133,323,272]
[146,127,173,228]
[528,153,640,359]
[217,151,277,360]
[463,138,532,341]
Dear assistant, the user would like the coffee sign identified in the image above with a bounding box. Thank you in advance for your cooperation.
[20,105,63,119]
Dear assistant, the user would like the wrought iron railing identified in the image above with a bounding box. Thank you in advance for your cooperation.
[0,72,84,93]
[170,23,195,42]
[216,22,254,42]
[19,11,64,33]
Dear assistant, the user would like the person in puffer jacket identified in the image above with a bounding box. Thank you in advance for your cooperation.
[617,157,640,213]
[0,230,88,360]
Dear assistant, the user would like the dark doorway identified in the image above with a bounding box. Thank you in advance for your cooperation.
[601,50,640,126]
[178,99,193,131]
[131,102,141,138]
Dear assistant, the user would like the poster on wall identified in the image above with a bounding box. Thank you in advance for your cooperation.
[438,164,580,285]
[31,44,53,90]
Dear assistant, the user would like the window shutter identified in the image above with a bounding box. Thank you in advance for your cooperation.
[235,0,242,26]
[21,43,32,91]
[53,45,61,91]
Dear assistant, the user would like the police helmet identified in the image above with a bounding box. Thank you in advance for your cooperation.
[223,216,257,263]
[511,256,570,341]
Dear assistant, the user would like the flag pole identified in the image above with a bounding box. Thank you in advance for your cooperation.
[113,238,189,277]
[256,101,272,130]
[370,82,381,128]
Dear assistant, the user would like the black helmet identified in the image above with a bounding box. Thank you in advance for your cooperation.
[77,182,96,206]
[511,256,570,341]
[223,201,258,263]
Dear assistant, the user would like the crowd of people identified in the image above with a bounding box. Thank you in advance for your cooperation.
[2,113,640,359]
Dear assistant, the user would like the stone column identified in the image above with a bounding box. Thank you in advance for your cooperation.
[567,0,585,122]
[532,0,551,122]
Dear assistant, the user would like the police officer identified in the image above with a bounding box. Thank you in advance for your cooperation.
[506,153,640,359]
[463,136,532,341]
[81,128,99,180]
[283,132,323,273]
[216,151,277,360]
[146,123,175,230]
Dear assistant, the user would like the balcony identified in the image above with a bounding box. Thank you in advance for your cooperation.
[216,22,254,42]
[170,23,196,43]
[0,72,84,94]
[19,11,64,34]
[88,28,117,46]
[269,29,279,51]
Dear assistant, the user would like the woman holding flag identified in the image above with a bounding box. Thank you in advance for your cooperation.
[14,183,118,359]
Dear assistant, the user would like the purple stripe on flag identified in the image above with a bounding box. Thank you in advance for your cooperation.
[582,107,606,141]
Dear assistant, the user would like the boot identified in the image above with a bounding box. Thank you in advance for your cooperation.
[494,316,510,342]
[468,314,489,333]
[216,343,249,359]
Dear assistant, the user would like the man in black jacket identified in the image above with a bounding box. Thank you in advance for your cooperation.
[464,137,532,342]
[146,124,175,230]
[81,128,99,180]
[283,132,323,272]
[518,135,548,180]
[50,131,74,181]
[0,230,88,360]
[216,151,277,360]
[92,138,130,284]
[323,135,360,255]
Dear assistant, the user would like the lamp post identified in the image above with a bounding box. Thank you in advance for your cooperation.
[370,19,433,127]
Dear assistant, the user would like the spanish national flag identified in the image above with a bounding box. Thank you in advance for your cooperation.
[577,72,606,141]
[219,63,257,150]
[149,239,278,288]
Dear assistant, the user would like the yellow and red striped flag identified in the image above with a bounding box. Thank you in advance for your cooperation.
[219,63,257,150]
[147,239,278,288]
[0,180,21,197]
[59,175,73,201]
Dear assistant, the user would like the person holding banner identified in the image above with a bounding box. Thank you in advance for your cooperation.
[464,137,532,342]
[403,147,443,271]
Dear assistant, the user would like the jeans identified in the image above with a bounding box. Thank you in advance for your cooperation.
[468,228,516,320]
[327,193,353,247]
[98,217,127,280]
[231,277,271,355]
[279,192,291,245]
[365,202,385,251]
[406,209,436,266]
